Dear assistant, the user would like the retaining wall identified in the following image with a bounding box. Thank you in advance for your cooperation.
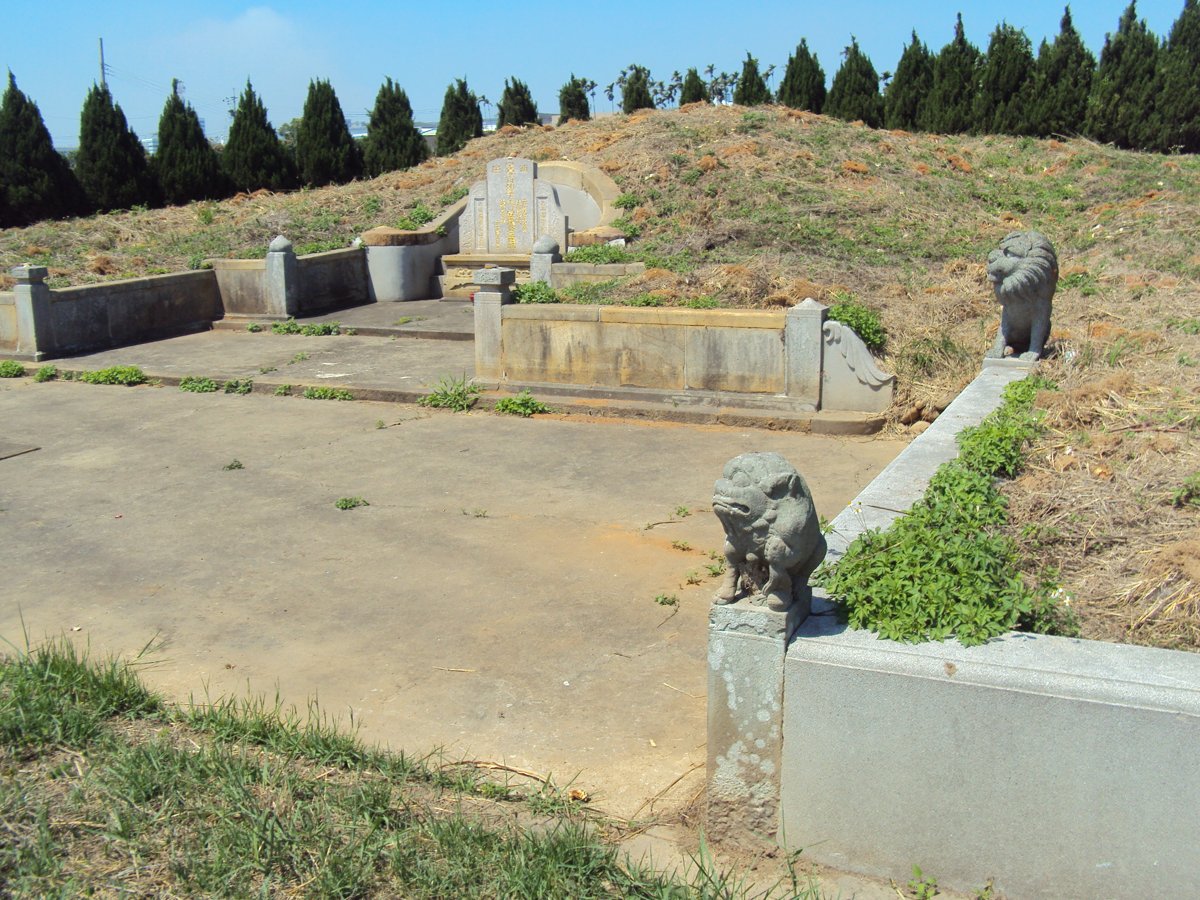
[474,295,894,413]
[295,247,368,313]
[707,360,1200,898]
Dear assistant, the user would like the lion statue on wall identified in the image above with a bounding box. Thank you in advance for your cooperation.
[712,452,826,613]
[985,230,1058,361]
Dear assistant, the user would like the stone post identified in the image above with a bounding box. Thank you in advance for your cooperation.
[707,601,805,847]
[785,298,827,410]
[529,236,560,285]
[264,235,299,318]
[13,265,54,361]
[473,267,516,381]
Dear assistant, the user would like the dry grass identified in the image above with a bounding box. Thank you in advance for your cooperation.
[2,103,1198,649]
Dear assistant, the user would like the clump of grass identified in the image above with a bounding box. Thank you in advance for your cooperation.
[566,245,634,264]
[0,639,736,898]
[272,318,342,336]
[494,389,551,417]
[335,496,368,510]
[78,366,148,386]
[33,364,57,382]
[826,297,886,352]
[395,202,435,231]
[222,379,253,395]
[274,384,292,396]
[302,386,354,401]
[418,374,480,412]
[179,375,218,393]
[512,281,559,304]
[0,360,26,378]
[223,459,244,471]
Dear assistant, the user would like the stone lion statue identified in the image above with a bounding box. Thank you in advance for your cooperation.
[985,230,1058,361]
[712,452,826,612]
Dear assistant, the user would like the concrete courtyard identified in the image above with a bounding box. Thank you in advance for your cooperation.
[1,372,903,818]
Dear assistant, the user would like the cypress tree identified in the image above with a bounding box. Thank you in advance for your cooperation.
[974,23,1036,135]
[497,77,539,127]
[1028,7,1096,137]
[295,79,362,187]
[436,79,483,156]
[679,68,710,105]
[884,31,933,130]
[76,83,160,212]
[363,78,427,176]
[558,74,592,122]
[1085,2,1162,149]
[825,38,883,127]
[922,13,982,133]
[621,65,655,113]
[1157,0,1200,152]
[733,53,771,106]
[153,79,226,206]
[0,72,88,226]
[777,39,826,112]
[222,81,296,192]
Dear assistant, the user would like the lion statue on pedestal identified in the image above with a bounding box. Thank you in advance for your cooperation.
[985,230,1058,361]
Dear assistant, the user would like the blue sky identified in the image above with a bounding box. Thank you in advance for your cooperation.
[1,1,1187,148]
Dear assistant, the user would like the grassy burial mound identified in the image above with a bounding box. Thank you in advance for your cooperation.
[2,103,1198,649]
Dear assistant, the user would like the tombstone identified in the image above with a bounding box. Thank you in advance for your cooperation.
[458,158,568,255]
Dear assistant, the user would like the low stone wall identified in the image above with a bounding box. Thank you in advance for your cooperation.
[210,260,265,314]
[7,266,220,359]
[295,247,368,312]
[474,289,894,413]
[362,207,461,301]
[549,261,646,288]
[708,361,1200,898]
[0,292,15,350]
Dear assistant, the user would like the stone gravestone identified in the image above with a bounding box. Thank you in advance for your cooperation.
[459,158,568,254]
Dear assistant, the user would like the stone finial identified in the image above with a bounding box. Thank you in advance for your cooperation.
[12,265,48,283]
[268,235,294,253]
[532,236,560,255]
[985,230,1058,362]
[712,452,827,613]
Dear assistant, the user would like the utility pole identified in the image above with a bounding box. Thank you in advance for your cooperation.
[98,37,107,87]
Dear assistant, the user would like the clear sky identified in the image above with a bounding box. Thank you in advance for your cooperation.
[1,1,1188,148]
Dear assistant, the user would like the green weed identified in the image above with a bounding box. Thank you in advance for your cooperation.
[1172,473,1200,509]
[438,186,469,207]
[494,390,551,417]
[222,379,253,395]
[827,299,886,352]
[683,295,720,309]
[625,294,662,307]
[613,193,640,210]
[818,375,1078,646]
[289,352,308,364]
[675,506,692,518]
[461,508,488,518]
[418,374,480,412]
[566,244,633,264]
[302,387,353,401]
[395,202,435,231]
[179,376,218,393]
[32,365,57,382]
[272,318,342,336]
[335,497,368,511]
[1167,316,1200,335]
[274,384,292,396]
[654,593,679,607]
[908,865,939,900]
[223,459,244,471]
[512,281,559,304]
[78,366,147,386]
[671,540,692,552]
[246,322,263,332]
[0,360,25,378]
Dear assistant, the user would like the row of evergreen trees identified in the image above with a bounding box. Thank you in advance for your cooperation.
[0,73,427,228]
[3,1,1197,229]
[661,2,1197,154]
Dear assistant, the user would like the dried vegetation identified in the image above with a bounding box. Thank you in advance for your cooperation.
[2,104,1197,649]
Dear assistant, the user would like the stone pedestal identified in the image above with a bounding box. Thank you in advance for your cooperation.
[13,265,53,361]
[473,267,516,381]
[264,235,298,317]
[707,600,805,847]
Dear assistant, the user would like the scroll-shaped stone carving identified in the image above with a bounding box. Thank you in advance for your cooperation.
[712,452,827,612]
[985,230,1058,361]
[821,320,896,413]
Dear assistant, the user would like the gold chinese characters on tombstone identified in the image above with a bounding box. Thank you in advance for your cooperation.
[459,158,568,255]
